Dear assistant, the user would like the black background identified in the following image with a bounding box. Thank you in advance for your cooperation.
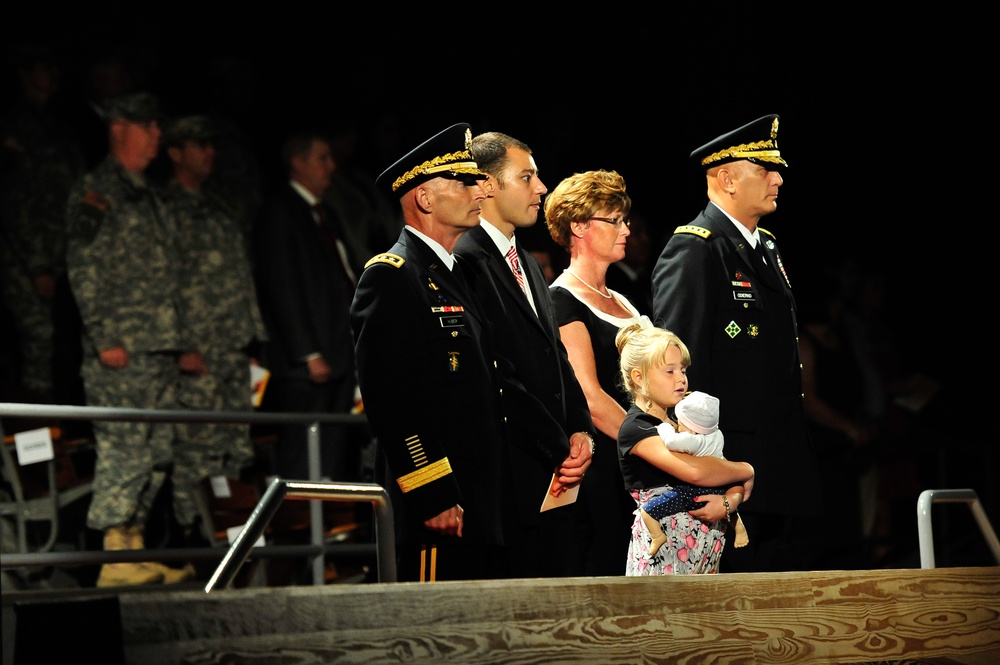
[3,6,990,422]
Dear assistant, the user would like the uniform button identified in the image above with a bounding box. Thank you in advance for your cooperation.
[554,392,561,400]
[743,303,749,309]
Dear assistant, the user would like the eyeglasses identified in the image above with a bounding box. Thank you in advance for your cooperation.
[589,216,630,229]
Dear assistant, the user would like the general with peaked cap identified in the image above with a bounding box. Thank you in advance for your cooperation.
[651,111,822,575]
[100,91,161,124]
[690,114,787,170]
[352,122,512,582]
[376,122,488,197]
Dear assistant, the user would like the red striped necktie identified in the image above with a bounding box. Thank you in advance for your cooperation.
[506,245,526,294]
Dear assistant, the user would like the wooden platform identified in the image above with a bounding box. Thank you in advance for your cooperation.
[95,566,1000,664]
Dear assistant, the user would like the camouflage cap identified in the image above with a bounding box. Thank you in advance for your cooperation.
[162,115,219,147]
[102,92,161,125]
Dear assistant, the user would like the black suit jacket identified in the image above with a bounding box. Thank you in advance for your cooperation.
[350,228,506,547]
[650,203,820,515]
[454,225,595,528]
[254,184,358,381]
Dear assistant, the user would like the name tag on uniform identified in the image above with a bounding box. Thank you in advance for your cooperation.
[439,315,464,328]
[733,290,755,301]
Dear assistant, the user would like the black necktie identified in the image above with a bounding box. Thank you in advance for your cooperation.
[754,240,767,265]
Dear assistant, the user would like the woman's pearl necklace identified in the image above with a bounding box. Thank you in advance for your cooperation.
[564,268,613,299]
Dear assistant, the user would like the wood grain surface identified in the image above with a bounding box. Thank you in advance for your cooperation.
[117,567,1000,664]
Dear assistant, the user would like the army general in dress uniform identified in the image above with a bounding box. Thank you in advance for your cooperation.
[350,123,509,582]
[651,115,822,573]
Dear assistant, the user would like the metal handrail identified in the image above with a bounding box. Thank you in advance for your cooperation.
[0,402,388,586]
[917,488,1000,568]
[205,478,395,591]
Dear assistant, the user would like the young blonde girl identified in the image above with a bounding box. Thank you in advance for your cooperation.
[615,322,753,575]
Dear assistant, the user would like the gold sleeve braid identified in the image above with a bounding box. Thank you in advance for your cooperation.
[397,457,453,493]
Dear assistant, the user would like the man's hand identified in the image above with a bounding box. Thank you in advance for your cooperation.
[179,350,208,375]
[424,504,464,537]
[552,432,594,495]
[99,346,128,368]
[307,355,331,383]
[32,273,56,299]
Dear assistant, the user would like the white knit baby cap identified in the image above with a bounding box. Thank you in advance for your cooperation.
[674,391,720,435]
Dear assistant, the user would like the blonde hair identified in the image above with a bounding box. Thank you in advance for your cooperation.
[543,169,631,250]
[616,322,691,404]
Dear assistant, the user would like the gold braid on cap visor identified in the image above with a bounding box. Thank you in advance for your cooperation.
[700,140,787,167]
[391,150,484,192]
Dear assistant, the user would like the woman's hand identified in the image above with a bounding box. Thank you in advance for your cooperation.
[688,494,728,522]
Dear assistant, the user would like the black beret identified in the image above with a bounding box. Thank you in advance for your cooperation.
[376,123,487,198]
[690,114,788,170]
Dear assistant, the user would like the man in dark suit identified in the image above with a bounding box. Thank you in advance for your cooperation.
[254,131,361,483]
[650,114,821,573]
[454,132,595,578]
[350,124,588,582]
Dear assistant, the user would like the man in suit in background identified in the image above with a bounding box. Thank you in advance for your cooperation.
[454,131,594,577]
[650,114,821,573]
[253,131,361,484]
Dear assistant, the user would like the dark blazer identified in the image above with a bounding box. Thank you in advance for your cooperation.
[650,202,820,515]
[454,225,595,530]
[350,228,506,548]
[253,183,358,381]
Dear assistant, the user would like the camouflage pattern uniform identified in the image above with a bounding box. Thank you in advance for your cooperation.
[0,96,86,396]
[66,156,182,531]
[165,179,267,527]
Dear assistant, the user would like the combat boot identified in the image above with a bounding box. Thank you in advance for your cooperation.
[125,525,195,584]
[95,525,164,587]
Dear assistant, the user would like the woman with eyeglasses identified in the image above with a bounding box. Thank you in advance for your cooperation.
[544,169,649,576]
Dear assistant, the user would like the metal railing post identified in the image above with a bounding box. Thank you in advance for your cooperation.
[204,478,395,591]
[917,488,1000,568]
[307,420,324,585]
[0,402,392,588]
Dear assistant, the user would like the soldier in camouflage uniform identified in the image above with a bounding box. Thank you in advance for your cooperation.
[65,92,193,587]
[0,42,86,401]
[161,115,268,538]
